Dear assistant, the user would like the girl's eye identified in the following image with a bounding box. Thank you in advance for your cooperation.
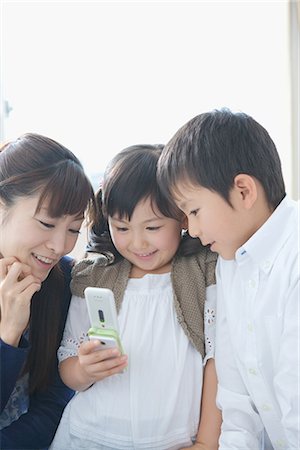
[189,209,199,217]
[116,227,128,232]
[147,226,161,231]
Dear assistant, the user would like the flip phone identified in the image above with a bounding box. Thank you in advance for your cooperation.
[84,287,124,354]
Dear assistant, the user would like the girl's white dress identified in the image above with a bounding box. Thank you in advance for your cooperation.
[50,273,216,450]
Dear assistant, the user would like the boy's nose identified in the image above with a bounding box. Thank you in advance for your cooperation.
[188,222,201,239]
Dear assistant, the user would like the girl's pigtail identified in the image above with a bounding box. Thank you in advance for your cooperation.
[85,187,122,262]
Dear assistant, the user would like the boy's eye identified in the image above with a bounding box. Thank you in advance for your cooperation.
[69,229,81,235]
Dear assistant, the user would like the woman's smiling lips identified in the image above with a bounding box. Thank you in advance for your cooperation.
[32,252,56,267]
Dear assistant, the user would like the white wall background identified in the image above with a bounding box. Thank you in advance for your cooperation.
[1,1,293,192]
[1,1,296,258]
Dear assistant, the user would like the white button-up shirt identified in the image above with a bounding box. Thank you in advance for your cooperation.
[215,196,299,450]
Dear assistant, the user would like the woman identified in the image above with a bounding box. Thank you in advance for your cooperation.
[0,133,95,449]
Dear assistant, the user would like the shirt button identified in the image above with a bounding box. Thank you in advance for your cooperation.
[248,368,257,375]
[248,279,256,289]
[275,439,286,448]
[247,323,253,332]
[263,260,271,270]
[261,403,271,411]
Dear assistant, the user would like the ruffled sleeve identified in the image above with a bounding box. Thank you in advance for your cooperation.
[203,284,217,363]
[57,295,90,363]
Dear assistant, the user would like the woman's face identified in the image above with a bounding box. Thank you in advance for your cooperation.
[0,194,83,282]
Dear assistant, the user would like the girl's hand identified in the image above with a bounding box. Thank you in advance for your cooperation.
[74,339,128,389]
[0,257,41,346]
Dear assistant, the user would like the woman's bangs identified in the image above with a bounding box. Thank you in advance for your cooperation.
[38,163,93,217]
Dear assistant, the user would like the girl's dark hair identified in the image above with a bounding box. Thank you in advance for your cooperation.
[86,144,205,259]
[0,133,95,393]
[157,108,286,209]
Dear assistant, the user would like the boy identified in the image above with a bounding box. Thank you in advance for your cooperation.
[157,108,299,450]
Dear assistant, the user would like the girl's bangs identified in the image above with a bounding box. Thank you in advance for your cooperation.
[106,183,142,220]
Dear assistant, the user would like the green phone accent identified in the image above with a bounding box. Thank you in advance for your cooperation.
[88,326,124,355]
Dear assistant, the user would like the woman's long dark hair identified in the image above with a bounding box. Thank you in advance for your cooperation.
[0,133,95,393]
[86,144,205,260]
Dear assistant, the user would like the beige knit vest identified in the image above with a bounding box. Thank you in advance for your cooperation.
[70,248,217,358]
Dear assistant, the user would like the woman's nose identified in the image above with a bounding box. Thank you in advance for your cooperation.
[45,231,67,255]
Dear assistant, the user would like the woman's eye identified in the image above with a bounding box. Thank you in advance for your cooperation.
[190,209,199,216]
[39,220,54,229]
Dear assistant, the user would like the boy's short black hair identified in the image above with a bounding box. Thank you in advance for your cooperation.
[157,108,286,209]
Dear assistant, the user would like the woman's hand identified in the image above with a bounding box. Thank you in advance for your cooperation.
[0,257,41,346]
[59,339,128,391]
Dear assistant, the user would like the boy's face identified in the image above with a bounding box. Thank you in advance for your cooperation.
[173,181,253,260]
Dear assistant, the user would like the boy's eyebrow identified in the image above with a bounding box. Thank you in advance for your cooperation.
[73,214,85,221]
[176,200,187,210]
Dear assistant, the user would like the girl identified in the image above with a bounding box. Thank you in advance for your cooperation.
[50,144,222,450]
[0,133,95,449]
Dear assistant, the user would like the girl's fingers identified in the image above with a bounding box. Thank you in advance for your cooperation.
[79,340,122,362]
[79,339,102,355]
[95,355,128,379]
[88,356,128,380]
[78,340,128,380]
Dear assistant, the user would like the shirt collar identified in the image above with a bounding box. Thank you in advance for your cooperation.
[235,196,298,273]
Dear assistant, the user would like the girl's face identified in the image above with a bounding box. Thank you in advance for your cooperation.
[108,197,183,278]
[0,194,84,282]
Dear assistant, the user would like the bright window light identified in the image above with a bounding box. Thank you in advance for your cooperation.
[1,1,293,197]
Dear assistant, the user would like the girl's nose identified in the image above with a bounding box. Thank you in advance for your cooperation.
[132,233,147,250]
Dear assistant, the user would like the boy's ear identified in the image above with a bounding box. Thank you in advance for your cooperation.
[233,174,258,209]
[181,215,188,230]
